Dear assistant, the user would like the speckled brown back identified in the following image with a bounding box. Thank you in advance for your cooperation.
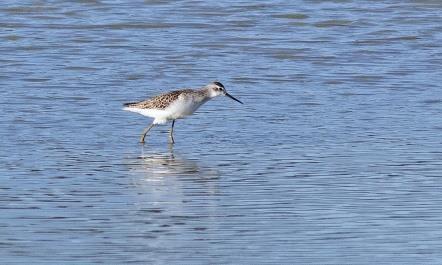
[124,89,197,110]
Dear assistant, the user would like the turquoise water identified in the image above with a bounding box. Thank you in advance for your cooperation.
[1,0,442,263]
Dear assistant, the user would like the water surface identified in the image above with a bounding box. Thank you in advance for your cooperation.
[1,0,442,264]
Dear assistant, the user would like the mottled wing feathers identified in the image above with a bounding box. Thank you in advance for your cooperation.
[124,89,194,110]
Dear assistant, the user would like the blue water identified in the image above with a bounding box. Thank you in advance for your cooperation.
[1,0,442,264]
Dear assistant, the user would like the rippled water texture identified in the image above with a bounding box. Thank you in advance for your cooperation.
[1,0,442,264]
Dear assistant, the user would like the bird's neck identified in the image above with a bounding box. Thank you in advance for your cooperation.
[200,87,217,99]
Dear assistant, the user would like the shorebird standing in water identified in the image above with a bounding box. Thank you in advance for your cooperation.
[123,81,243,144]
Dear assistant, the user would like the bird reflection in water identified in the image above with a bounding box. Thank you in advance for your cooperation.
[127,144,220,215]
[127,144,220,183]
[125,145,221,240]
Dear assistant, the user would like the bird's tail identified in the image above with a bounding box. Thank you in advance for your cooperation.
[123,102,138,107]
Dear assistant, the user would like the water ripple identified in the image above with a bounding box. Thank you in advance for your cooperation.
[1,0,442,264]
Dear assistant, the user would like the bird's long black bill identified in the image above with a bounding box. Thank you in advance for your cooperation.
[225,92,243,104]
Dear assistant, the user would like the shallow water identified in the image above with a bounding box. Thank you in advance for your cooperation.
[1,0,442,263]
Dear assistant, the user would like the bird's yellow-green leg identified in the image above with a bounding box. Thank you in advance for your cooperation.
[169,120,175,144]
[140,123,155,143]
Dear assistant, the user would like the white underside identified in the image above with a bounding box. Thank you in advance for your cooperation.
[123,98,208,125]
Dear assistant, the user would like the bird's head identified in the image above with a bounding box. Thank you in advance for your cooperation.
[206,81,243,104]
